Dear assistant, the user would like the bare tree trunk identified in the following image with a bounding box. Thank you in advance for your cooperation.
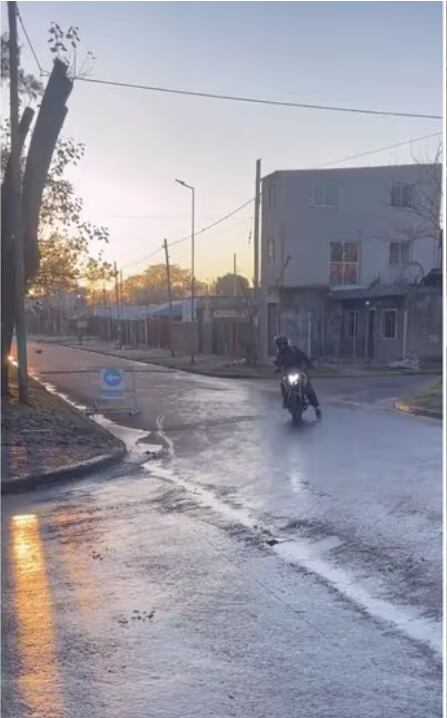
[1,60,73,394]
[1,107,34,394]
[22,59,73,282]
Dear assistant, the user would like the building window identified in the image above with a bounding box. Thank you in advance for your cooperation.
[391,183,415,209]
[313,182,339,207]
[267,183,276,209]
[383,309,397,339]
[347,310,359,338]
[389,240,410,265]
[329,241,359,285]
[267,238,276,261]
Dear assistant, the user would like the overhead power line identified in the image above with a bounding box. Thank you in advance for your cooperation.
[312,131,442,169]
[122,130,442,272]
[15,7,442,275]
[78,76,441,121]
[122,197,255,271]
[15,7,441,121]
[16,5,44,75]
[169,198,255,249]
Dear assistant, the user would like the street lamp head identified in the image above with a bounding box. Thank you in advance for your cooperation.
[175,178,194,191]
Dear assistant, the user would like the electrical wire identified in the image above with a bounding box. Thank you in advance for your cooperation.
[121,197,255,271]
[169,197,255,249]
[121,130,442,271]
[15,7,442,121]
[311,131,442,169]
[16,4,44,75]
[78,76,441,121]
[14,7,442,276]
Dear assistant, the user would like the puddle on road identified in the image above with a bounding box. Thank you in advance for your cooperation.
[30,369,442,660]
[148,465,442,656]
[275,541,441,655]
[31,372,166,464]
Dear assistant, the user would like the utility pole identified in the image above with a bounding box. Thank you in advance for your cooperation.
[119,269,125,346]
[254,160,261,293]
[233,253,237,297]
[102,283,108,340]
[253,158,261,365]
[190,187,196,364]
[144,289,149,346]
[163,238,175,357]
[114,262,121,348]
[8,1,28,402]
[174,179,195,364]
[191,189,195,323]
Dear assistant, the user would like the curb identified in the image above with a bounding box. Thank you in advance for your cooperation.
[34,341,440,381]
[2,368,128,495]
[394,400,442,420]
[1,444,127,495]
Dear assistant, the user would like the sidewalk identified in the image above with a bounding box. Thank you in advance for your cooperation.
[395,379,443,420]
[32,336,439,380]
[1,368,126,493]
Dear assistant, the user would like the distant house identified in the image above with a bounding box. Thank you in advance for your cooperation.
[260,163,442,362]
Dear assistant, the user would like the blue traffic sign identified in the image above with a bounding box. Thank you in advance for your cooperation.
[100,368,125,394]
[103,369,123,387]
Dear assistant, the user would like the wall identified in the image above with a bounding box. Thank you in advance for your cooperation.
[261,164,441,291]
[326,297,406,363]
[406,287,442,362]
[275,288,328,357]
[322,287,442,363]
[171,322,198,355]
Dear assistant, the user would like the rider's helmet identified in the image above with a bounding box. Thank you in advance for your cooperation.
[274,334,290,351]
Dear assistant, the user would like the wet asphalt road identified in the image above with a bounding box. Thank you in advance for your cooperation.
[1,343,443,717]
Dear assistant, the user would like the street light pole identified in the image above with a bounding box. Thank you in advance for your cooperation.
[175,178,195,364]
[191,186,195,324]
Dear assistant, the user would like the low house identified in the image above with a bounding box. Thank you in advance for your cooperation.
[325,283,441,363]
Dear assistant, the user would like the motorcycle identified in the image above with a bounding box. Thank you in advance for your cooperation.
[283,369,309,424]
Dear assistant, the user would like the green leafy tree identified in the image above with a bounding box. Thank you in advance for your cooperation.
[83,258,114,304]
[121,264,207,304]
[1,32,43,100]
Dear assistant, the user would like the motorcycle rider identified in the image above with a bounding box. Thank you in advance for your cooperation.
[274,334,322,419]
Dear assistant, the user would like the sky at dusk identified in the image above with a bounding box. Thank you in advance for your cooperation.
[2,1,443,282]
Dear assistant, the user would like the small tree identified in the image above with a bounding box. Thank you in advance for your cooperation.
[395,147,443,276]
[120,264,206,305]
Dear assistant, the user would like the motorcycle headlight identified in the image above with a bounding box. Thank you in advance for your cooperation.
[287,373,300,385]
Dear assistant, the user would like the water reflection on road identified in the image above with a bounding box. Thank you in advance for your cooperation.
[10,513,64,718]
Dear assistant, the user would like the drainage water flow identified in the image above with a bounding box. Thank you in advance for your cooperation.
[27,370,442,659]
[153,415,442,657]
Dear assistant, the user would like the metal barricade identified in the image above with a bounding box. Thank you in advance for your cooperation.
[88,367,141,416]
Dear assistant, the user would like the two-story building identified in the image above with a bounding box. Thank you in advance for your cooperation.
[260,163,442,363]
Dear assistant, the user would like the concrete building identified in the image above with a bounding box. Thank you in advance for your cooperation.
[260,163,442,361]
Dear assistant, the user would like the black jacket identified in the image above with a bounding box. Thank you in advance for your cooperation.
[274,345,311,371]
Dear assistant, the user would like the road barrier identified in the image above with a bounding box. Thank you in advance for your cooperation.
[89,367,141,416]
